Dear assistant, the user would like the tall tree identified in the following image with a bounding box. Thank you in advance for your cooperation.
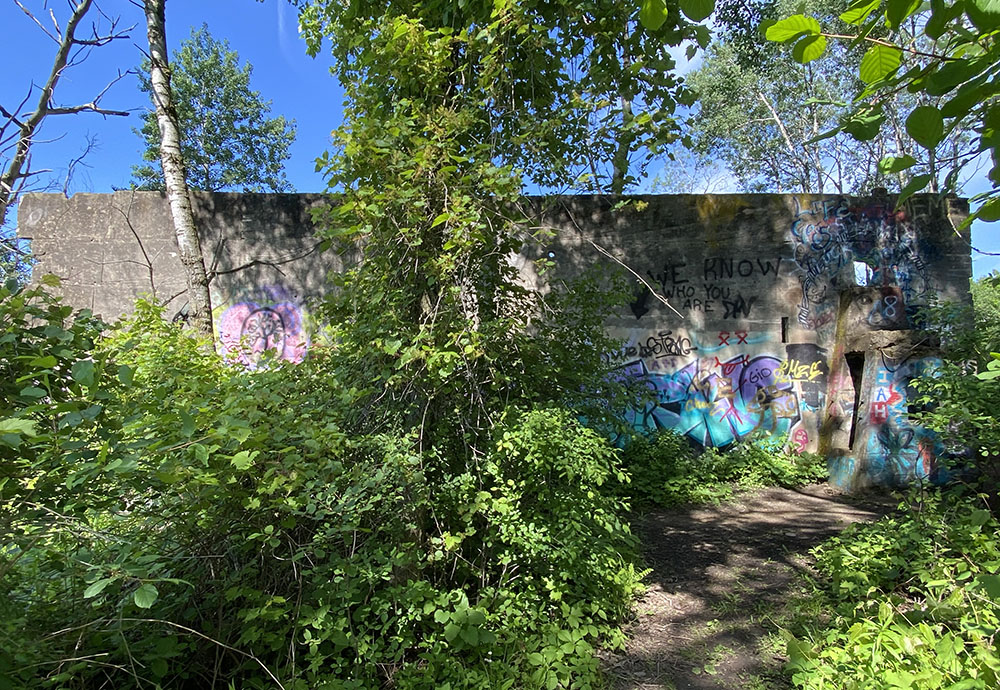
[765,0,997,214]
[143,0,212,338]
[291,0,714,448]
[686,0,974,195]
[132,25,296,192]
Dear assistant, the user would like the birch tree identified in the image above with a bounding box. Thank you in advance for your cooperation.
[142,0,213,338]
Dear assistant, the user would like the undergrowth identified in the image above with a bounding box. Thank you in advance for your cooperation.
[0,288,644,689]
[782,487,1000,689]
[614,430,828,509]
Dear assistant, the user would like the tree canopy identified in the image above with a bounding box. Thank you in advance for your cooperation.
[132,24,296,193]
[766,0,998,217]
[685,0,974,195]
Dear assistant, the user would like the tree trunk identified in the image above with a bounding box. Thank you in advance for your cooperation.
[144,0,214,339]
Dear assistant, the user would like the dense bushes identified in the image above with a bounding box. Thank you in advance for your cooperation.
[783,488,1000,689]
[778,278,1000,689]
[614,430,827,509]
[0,288,643,689]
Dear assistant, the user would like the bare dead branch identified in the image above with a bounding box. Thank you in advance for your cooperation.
[207,242,324,282]
[1,0,133,227]
[554,201,684,319]
[62,135,97,196]
[13,0,59,44]
[44,104,130,117]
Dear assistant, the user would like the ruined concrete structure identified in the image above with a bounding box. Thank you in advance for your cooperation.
[19,191,972,490]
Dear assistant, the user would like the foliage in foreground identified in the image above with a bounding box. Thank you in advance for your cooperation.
[0,288,643,689]
[784,488,1000,689]
[615,430,828,509]
[911,276,1000,506]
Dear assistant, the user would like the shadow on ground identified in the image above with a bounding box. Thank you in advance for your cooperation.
[602,484,897,690]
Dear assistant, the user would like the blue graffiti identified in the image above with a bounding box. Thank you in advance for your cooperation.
[618,355,800,448]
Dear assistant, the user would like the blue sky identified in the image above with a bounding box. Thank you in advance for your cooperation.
[3,0,998,276]
[1,0,339,195]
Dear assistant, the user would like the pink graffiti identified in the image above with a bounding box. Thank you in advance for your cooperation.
[218,300,308,365]
[793,428,809,454]
[714,354,749,377]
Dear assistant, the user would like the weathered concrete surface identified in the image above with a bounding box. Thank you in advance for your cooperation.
[18,191,972,489]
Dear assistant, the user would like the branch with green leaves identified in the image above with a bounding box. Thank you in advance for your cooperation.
[765,0,1000,225]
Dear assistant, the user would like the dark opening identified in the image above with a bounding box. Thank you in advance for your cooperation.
[781,316,788,343]
[846,352,865,449]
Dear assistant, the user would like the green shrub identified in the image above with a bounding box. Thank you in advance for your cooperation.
[911,280,1000,509]
[784,489,1000,689]
[1,295,643,689]
[613,431,827,509]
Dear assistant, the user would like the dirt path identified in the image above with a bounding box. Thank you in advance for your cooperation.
[603,484,896,690]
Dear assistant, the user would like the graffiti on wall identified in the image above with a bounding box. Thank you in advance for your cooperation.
[615,338,831,451]
[859,355,942,486]
[791,198,931,332]
[629,256,782,320]
[216,285,310,366]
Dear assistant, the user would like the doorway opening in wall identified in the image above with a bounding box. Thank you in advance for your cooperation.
[846,352,865,449]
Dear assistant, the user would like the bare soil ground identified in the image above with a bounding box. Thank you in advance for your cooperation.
[602,484,897,690]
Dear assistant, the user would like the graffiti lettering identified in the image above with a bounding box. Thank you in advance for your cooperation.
[793,428,809,454]
[715,355,749,377]
[703,257,782,281]
[791,198,930,332]
[641,330,697,358]
[722,294,756,319]
[616,355,800,448]
[777,359,823,382]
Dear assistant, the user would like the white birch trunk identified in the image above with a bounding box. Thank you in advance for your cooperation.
[144,0,214,339]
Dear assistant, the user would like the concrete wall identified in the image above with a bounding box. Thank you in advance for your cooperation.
[19,191,972,490]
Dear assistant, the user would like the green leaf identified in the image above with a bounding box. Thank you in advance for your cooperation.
[180,410,196,438]
[792,34,827,63]
[859,44,902,84]
[191,443,210,463]
[679,0,715,23]
[18,386,46,399]
[28,355,58,369]
[133,583,159,609]
[976,573,1000,599]
[443,622,461,642]
[840,0,880,25]
[71,360,95,387]
[906,106,945,149]
[897,173,932,205]
[977,197,1000,222]
[886,0,922,29]
[150,658,168,678]
[460,626,480,645]
[967,0,1000,32]
[639,0,668,30]
[879,154,917,174]
[83,578,115,598]
[842,108,886,141]
[927,56,994,97]
[0,418,37,436]
[971,508,992,526]
[430,212,450,228]
[118,365,134,386]
[765,15,822,43]
[231,450,258,470]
